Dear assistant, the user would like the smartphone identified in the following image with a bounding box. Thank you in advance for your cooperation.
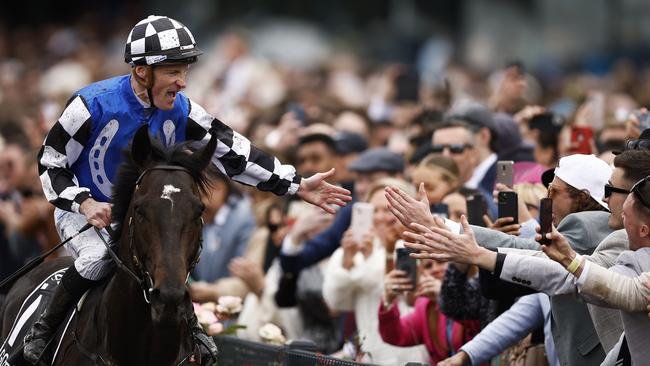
[351,202,374,242]
[538,198,553,245]
[394,69,420,103]
[570,126,594,155]
[430,203,449,219]
[496,161,514,187]
[395,247,417,290]
[497,191,518,224]
[287,102,307,126]
[466,194,487,227]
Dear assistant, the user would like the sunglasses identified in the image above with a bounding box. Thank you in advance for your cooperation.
[631,176,650,210]
[603,183,631,198]
[624,139,650,152]
[431,144,473,154]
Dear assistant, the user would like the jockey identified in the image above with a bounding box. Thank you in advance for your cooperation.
[24,15,350,365]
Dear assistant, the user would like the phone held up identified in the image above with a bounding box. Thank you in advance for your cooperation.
[498,191,518,224]
[538,198,553,245]
[395,247,417,290]
[496,160,514,187]
[351,202,374,242]
[466,194,487,227]
[570,126,594,155]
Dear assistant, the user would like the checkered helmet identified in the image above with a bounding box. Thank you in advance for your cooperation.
[124,15,203,66]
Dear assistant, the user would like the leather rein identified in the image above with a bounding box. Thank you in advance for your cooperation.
[86,164,204,365]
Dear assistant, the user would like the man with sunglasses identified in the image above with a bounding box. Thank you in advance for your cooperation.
[523,174,650,365]
[432,102,500,216]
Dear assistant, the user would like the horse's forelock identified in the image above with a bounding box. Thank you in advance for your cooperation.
[111,139,212,242]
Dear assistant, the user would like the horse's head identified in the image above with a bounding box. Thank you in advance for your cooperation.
[112,126,217,323]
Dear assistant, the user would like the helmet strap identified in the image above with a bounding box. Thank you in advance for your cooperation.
[131,66,157,109]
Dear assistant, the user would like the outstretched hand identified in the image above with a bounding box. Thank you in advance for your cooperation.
[385,183,435,228]
[538,224,576,268]
[297,168,352,214]
[403,215,497,271]
[403,215,477,263]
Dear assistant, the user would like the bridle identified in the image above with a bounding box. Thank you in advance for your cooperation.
[90,164,204,365]
[101,164,203,304]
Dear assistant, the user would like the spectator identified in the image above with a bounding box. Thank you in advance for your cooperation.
[189,170,256,302]
[323,178,429,364]
[410,154,460,205]
[379,254,480,364]
[435,102,499,216]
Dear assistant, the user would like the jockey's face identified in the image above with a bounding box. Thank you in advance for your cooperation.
[151,63,189,110]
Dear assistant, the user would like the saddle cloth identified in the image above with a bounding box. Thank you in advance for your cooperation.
[0,268,83,366]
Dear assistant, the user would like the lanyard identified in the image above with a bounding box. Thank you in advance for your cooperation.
[446,318,455,356]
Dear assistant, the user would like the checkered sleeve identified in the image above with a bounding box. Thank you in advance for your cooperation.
[37,95,93,213]
[185,99,301,195]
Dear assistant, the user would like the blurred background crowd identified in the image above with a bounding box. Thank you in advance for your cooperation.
[3,0,650,365]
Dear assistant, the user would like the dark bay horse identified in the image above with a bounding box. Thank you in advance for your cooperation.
[1,126,218,365]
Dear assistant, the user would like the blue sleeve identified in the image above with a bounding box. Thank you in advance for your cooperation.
[461,294,545,365]
[234,206,256,258]
[279,204,352,274]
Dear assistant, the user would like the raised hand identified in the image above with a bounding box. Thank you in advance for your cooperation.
[539,224,577,268]
[385,183,435,228]
[297,168,352,214]
[384,269,413,305]
[484,215,521,236]
[403,216,497,271]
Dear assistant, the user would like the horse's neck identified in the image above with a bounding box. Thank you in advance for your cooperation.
[99,270,189,365]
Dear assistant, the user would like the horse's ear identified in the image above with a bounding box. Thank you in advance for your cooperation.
[131,125,152,168]
[195,128,218,170]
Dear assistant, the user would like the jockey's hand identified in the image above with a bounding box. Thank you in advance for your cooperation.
[297,168,352,214]
[80,198,112,229]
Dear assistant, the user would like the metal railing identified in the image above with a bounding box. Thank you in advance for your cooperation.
[213,335,377,366]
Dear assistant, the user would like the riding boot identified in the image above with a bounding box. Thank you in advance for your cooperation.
[24,265,94,366]
[188,310,219,366]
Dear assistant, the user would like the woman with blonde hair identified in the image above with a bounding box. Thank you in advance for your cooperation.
[323,177,429,364]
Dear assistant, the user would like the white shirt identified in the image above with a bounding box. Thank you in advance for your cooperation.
[465,153,497,189]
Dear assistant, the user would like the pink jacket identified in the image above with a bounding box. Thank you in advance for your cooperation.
[378,296,480,364]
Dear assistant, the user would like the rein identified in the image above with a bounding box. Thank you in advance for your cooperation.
[80,164,204,365]
[108,164,203,304]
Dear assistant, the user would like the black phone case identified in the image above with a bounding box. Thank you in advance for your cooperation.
[466,194,487,227]
[539,198,553,245]
[498,191,518,224]
[395,248,417,289]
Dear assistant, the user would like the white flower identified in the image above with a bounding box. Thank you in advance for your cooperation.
[216,296,243,315]
[259,323,286,345]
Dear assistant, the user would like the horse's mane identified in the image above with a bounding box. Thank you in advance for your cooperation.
[111,139,213,242]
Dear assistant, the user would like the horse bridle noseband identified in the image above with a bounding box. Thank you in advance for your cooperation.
[99,165,203,305]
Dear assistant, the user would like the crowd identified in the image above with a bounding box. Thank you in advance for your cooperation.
[3,12,650,366]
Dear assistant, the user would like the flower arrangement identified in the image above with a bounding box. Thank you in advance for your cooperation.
[193,296,245,336]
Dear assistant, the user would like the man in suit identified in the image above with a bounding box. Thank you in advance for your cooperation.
[433,101,499,217]
[493,149,650,350]
[510,175,650,365]
[393,154,614,365]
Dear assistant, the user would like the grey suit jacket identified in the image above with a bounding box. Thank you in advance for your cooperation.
[499,229,628,351]
[472,211,612,366]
